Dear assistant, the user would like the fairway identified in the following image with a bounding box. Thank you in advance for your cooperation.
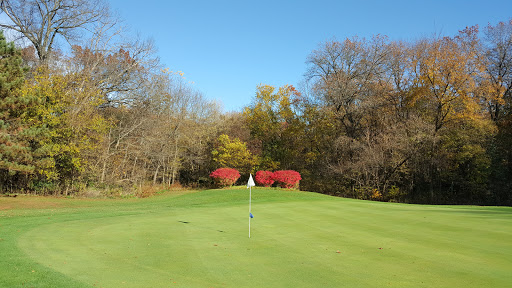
[1,188,512,287]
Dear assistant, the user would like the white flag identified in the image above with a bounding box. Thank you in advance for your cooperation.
[247,174,255,188]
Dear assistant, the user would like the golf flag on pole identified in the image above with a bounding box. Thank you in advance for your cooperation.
[247,174,255,188]
[247,174,255,238]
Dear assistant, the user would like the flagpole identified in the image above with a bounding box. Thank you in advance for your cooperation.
[247,174,256,238]
[249,185,252,238]
[247,173,255,238]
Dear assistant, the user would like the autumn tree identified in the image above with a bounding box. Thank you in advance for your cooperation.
[23,66,109,193]
[96,69,220,188]
[243,84,307,171]
[482,20,512,204]
[305,36,410,197]
[0,0,112,62]
[143,70,220,185]
[306,36,390,138]
[216,112,253,150]
[410,30,482,132]
[211,134,258,175]
[69,39,158,106]
[381,40,415,121]
[302,29,502,204]
[482,20,512,122]
[406,28,495,202]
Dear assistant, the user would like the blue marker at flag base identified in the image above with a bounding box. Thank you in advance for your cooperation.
[250,212,254,218]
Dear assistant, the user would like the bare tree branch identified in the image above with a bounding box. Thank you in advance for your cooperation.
[0,0,110,61]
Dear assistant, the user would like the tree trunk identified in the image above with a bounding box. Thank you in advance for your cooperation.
[153,165,160,185]
[100,128,112,183]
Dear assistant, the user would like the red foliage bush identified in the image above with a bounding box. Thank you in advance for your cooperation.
[272,170,302,189]
[255,170,275,187]
[209,168,240,187]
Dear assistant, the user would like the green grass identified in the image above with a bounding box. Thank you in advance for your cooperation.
[1,188,511,287]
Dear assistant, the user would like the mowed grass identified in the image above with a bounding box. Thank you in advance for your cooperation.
[1,188,511,288]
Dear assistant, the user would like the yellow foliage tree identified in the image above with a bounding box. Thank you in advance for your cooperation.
[243,84,306,170]
[410,27,484,132]
[23,67,110,186]
[211,134,258,175]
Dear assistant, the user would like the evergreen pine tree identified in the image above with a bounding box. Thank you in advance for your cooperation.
[0,31,34,176]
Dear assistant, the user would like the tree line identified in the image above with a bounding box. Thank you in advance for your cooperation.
[0,0,222,196]
[0,0,511,205]
[242,24,512,205]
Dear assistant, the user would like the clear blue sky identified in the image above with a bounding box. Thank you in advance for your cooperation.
[108,0,512,112]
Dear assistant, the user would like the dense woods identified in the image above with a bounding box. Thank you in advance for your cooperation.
[0,0,511,205]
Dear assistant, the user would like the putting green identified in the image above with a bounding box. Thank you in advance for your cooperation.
[7,189,512,287]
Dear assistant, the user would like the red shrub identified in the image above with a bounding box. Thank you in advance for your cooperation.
[209,168,241,187]
[272,170,302,189]
[255,170,275,187]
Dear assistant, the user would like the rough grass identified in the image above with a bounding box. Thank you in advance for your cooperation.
[1,188,511,287]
